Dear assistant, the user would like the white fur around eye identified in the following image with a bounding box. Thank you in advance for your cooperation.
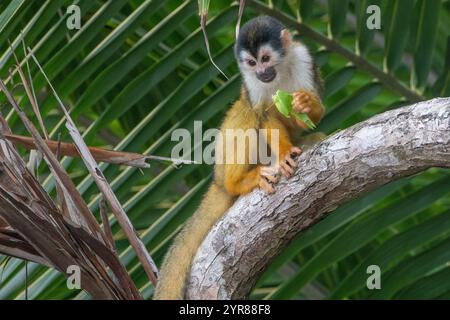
[239,50,252,61]
[239,50,255,66]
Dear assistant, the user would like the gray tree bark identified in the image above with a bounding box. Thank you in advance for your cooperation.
[185,97,450,299]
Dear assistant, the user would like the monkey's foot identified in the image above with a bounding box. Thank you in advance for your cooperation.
[259,165,280,194]
[292,90,313,114]
[279,146,301,179]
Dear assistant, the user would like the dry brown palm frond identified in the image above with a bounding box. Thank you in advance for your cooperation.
[28,48,158,286]
[0,107,141,299]
[0,47,157,299]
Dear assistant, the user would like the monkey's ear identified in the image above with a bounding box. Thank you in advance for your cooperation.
[281,29,292,49]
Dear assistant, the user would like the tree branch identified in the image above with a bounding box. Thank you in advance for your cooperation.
[186,98,450,299]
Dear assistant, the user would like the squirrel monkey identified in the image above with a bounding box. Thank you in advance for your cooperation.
[154,16,325,299]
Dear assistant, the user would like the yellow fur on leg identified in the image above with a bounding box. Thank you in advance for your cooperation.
[153,183,234,299]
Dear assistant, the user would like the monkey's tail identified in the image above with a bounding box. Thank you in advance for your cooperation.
[153,182,234,299]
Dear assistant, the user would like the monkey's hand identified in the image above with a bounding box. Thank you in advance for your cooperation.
[259,165,280,194]
[259,146,302,193]
[292,90,324,128]
[292,90,314,114]
[279,146,301,179]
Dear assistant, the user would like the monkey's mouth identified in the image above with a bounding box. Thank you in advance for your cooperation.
[256,68,276,83]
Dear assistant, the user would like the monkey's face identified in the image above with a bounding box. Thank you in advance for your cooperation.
[235,16,295,104]
[235,16,288,86]
[238,45,281,84]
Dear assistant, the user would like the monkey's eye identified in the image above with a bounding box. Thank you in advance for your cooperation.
[261,55,270,63]
[247,59,256,66]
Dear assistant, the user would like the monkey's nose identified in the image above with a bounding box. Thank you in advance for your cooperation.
[256,68,276,83]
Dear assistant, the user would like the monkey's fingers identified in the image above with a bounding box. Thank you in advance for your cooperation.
[280,147,301,178]
[293,90,312,102]
[259,177,275,194]
[285,155,297,168]
[260,166,280,183]
[293,91,313,113]
[294,103,312,114]
[290,146,302,157]
[262,173,278,183]
[280,161,294,178]
[298,106,312,114]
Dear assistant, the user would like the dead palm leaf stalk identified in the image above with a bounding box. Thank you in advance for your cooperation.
[0,47,165,299]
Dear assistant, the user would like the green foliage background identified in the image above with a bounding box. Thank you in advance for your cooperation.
[0,0,449,299]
